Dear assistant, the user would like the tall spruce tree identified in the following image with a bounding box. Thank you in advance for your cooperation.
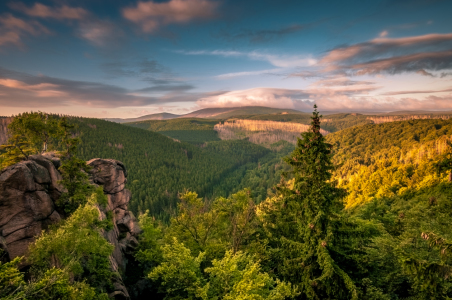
[258,105,379,299]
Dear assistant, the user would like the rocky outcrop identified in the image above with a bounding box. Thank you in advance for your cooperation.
[0,154,63,263]
[88,158,142,300]
[0,156,141,300]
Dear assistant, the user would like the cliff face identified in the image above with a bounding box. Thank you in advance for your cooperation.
[0,155,141,300]
[214,119,330,146]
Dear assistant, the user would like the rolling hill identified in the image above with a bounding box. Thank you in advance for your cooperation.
[108,106,306,123]
[186,106,306,119]
[105,112,180,123]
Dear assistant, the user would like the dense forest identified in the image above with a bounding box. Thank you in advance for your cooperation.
[127,118,221,145]
[72,117,280,220]
[2,109,452,299]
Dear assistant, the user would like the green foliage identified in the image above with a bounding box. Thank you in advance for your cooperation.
[148,238,206,299]
[135,210,163,270]
[7,112,60,153]
[56,117,95,214]
[57,155,94,214]
[0,134,35,167]
[201,250,297,300]
[0,256,24,297]
[0,253,107,300]
[0,112,62,168]
[326,119,452,207]
[257,105,379,299]
[148,239,296,300]
[356,182,452,299]
[165,192,225,260]
[28,189,114,294]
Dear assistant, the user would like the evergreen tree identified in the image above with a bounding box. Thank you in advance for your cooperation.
[57,117,94,214]
[259,105,378,299]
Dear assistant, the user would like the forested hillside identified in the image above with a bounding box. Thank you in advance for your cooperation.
[126,118,220,144]
[326,118,452,208]
[73,117,281,220]
[367,113,452,124]
[243,112,372,132]
[3,110,452,299]
[214,119,329,145]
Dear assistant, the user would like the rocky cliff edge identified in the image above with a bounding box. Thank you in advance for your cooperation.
[0,154,141,299]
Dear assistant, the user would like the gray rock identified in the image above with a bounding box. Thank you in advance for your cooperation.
[87,159,127,194]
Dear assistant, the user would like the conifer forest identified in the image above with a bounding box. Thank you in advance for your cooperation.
[2,106,452,300]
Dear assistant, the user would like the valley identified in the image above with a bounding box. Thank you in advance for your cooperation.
[2,108,452,299]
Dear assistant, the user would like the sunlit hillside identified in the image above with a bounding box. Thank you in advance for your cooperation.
[214,119,329,146]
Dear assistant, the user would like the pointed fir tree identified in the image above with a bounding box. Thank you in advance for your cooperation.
[258,105,380,300]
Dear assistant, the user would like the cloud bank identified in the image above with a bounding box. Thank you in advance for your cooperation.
[0,68,203,108]
[320,33,452,76]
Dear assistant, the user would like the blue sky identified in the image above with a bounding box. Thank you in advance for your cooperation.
[0,0,451,117]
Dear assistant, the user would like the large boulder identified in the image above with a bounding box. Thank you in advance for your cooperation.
[0,156,62,262]
[88,159,127,194]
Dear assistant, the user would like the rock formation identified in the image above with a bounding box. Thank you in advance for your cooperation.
[0,155,140,299]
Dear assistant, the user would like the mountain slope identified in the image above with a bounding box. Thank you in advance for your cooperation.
[171,106,304,119]
[325,118,452,207]
[72,118,271,220]
[105,113,180,123]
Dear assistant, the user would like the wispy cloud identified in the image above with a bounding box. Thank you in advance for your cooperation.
[215,68,281,79]
[320,32,452,75]
[0,68,202,108]
[176,49,316,68]
[0,14,49,48]
[349,50,452,76]
[218,23,312,44]
[10,2,88,20]
[122,0,220,33]
[78,20,124,47]
[381,87,452,96]
[8,2,124,48]
[379,30,388,37]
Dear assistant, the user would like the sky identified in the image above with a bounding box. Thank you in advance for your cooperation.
[0,0,452,118]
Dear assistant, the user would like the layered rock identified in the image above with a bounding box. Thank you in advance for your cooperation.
[88,158,142,299]
[0,156,141,300]
[0,154,64,262]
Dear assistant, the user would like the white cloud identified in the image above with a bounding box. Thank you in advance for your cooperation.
[176,49,316,67]
[197,88,307,108]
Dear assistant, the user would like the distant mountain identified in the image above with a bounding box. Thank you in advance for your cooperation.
[105,113,180,123]
[178,106,306,119]
[106,107,306,123]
